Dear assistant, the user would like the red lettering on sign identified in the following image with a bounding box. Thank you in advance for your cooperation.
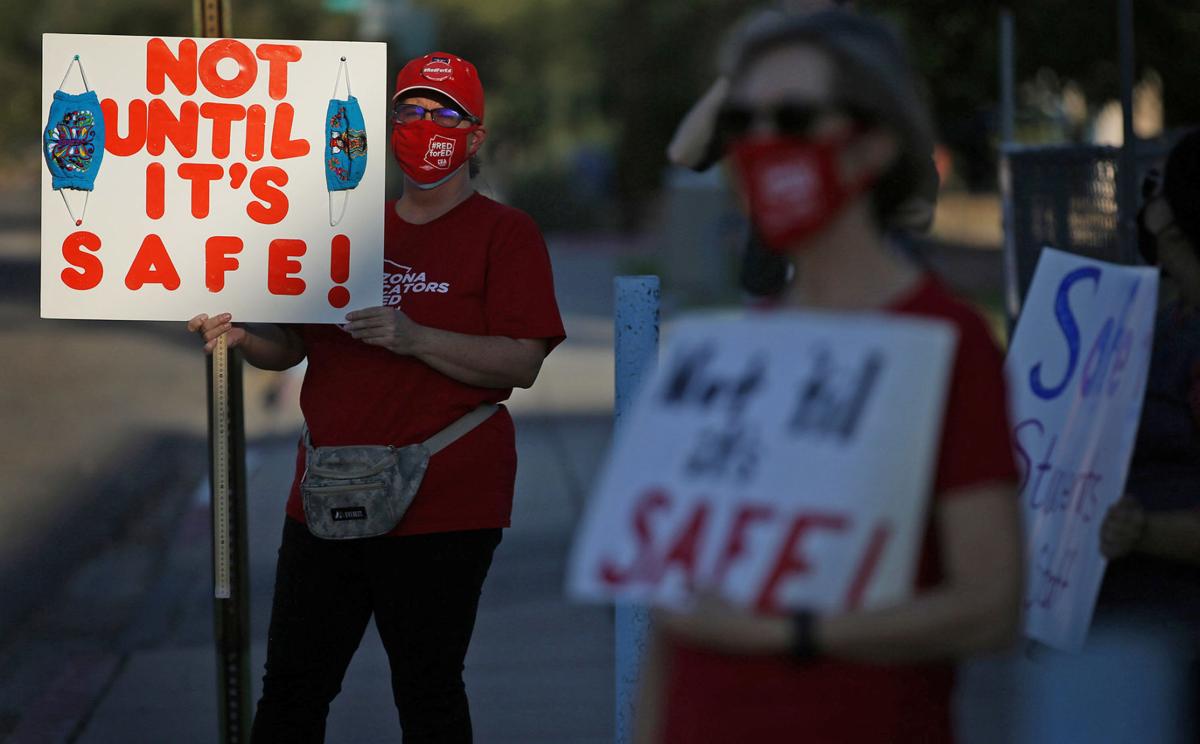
[710,504,775,586]
[269,103,309,160]
[146,38,197,96]
[147,99,199,158]
[60,231,103,290]
[145,163,165,219]
[843,523,891,610]
[101,98,147,156]
[588,489,884,612]
[198,39,257,99]
[200,102,246,159]
[125,234,180,291]
[268,239,306,296]
[228,162,248,189]
[656,501,710,591]
[755,512,849,613]
[205,236,243,292]
[255,44,302,101]
[328,234,351,308]
[244,104,266,161]
[247,166,289,224]
[599,488,670,586]
[178,163,225,219]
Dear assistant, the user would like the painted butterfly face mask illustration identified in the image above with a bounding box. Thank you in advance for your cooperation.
[44,55,105,226]
[325,57,368,226]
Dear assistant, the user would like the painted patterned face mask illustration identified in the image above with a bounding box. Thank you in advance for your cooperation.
[44,55,105,226]
[325,57,368,227]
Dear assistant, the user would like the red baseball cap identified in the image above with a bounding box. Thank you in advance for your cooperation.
[394,52,485,122]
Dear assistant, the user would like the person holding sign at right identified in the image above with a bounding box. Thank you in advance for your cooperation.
[635,11,1022,744]
[1090,130,1200,736]
[1101,128,1200,572]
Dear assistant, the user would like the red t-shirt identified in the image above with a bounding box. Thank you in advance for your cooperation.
[285,193,566,536]
[662,275,1017,744]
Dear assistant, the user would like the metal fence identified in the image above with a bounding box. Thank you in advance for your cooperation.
[1001,141,1172,319]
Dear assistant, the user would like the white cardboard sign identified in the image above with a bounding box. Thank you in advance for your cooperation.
[41,33,386,322]
[1007,248,1158,652]
[568,311,956,613]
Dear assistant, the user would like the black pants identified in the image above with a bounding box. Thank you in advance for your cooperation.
[251,517,502,744]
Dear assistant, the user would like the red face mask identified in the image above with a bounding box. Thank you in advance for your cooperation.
[729,133,876,253]
[391,120,477,190]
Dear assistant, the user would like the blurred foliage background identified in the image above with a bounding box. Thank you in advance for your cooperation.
[4,0,1200,231]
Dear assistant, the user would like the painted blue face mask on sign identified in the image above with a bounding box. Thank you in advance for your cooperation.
[44,55,105,226]
[325,58,368,226]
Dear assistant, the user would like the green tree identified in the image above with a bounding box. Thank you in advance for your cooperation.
[418,0,751,229]
[861,1,1200,185]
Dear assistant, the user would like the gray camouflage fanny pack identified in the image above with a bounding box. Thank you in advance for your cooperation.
[300,404,499,540]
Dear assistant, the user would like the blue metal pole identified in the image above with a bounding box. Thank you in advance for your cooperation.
[999,8,1015,147]
[999,6,1021,325]
[613,275,660,744]
[1117,0,1138,265]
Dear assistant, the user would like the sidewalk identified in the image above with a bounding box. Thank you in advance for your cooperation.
[64,411,614,744]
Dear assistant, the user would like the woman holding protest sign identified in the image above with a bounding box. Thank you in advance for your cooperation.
[635,11,1022,744]
[1086,130,1200,739]
[1101,128,1200,571]
[189,51,564,743]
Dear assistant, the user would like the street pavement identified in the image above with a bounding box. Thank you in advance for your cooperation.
[58,413,616,744]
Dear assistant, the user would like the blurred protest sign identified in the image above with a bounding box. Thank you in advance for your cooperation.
[568,312,955,613]
[1007,248,1158,652]
[40,33,386,322]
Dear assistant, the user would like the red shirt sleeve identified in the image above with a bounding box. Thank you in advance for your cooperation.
[933,309,1018,497]
[483,210,566,351]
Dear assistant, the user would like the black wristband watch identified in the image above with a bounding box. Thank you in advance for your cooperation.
[791,611,819,661]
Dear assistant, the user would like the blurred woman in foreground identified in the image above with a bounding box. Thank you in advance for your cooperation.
[637,11,1022,743]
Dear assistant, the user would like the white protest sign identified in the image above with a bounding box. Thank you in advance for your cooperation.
[1007,248,1158,652]
[41,33,386,322]
[568,311,957,613]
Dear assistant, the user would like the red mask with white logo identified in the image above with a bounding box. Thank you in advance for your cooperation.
[729,133,876,253]
[391,120,478,190]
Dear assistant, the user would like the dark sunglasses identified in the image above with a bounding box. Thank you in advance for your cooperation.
[714,102,871,144]
[391,102,478,128]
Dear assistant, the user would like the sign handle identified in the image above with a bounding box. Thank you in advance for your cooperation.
[211,334,232,598]
[196,2,248,742]
[206,332,251,743]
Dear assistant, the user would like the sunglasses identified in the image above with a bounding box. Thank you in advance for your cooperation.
[391,102,478,128]
[714,102,871,144]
